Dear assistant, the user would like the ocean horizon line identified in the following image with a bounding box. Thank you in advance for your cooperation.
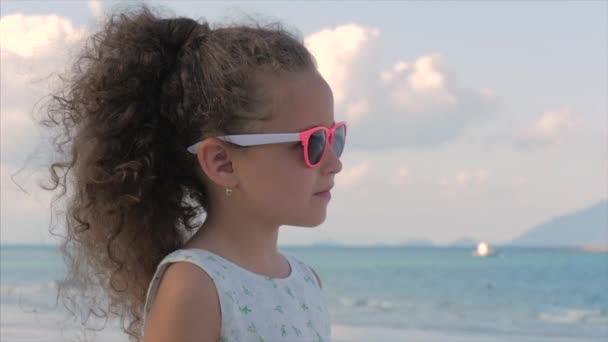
[1,242,605,250]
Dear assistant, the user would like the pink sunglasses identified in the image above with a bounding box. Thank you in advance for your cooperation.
[187,121,347,168]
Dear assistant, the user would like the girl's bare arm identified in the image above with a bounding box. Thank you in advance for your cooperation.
[144,262,221,342]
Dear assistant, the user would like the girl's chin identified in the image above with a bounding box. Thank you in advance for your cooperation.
[288,214,327,228]
[304,212,327,227]
[281,203,328,227]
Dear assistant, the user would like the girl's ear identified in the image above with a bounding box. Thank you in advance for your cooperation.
[195,138,238,188]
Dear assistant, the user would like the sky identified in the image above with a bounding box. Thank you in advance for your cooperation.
[1,0,606,246]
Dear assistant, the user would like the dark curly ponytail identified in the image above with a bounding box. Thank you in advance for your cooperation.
[40,3,316,341]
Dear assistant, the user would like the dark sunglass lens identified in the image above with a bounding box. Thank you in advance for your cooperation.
[333,125,345,157]
[308,130,327,164]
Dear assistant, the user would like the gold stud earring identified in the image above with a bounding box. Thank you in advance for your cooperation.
[225,187,233,197]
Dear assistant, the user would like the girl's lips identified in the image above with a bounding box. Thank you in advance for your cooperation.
[314,185,334,194]
[314,191,331,199]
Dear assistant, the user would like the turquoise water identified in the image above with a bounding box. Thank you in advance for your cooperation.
[2,245,607,340]
[288,246,608,339]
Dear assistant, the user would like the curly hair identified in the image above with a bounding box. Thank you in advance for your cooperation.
[40,4,316,341]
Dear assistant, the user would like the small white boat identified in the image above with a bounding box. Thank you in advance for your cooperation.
[472,242,496,257]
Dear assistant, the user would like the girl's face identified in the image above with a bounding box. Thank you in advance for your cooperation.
[235,69,343,227]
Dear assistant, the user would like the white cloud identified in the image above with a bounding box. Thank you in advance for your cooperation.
[305,24,499,149]
[515,108,576,147]
[1,14,87,112]
[380,60,409,83]
[408,54,445,92]
[305,24,380,108]
[385,54,458,113]
[88,0,104,19]
[441,168,489,187]
[1,14,86,243]
[391,166,409,185]
[0,108,43,165]
[344,98,369,124]
[381,56,446,92]
[336,161,369,188]
[480,87,496,100]
[511,176,528,185]
[1,164,55,244]
[0,14,84,58]
[1,14,84,165]
[455,170,472,186]
[475,169,489,185]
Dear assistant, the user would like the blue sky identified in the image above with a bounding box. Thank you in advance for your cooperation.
[1,0,606,245]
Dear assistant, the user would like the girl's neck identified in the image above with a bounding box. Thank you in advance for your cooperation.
[184,216,284,274]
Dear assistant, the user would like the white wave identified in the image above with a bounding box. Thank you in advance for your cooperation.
[0,303,126,341]
[539,308,608,325]
[0,281,58,298]
[338,297,396,311]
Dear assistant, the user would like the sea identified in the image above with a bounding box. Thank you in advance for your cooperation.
[1,244,607,341]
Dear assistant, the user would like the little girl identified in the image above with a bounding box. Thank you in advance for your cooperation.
[42,4,346,342]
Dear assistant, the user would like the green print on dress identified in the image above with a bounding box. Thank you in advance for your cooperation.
[206,255,218,262]
[224,291,235,302]
[242,285,254,296]
[307,321,325,342]
[246,322,265,342]
[291,325,302,337]
[285,286,294,299]
[250,322,263,342]
[264,276,278,288]
[303,274,316,286]
[163,252,329,342]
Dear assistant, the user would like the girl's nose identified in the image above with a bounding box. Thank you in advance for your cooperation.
[321,145,343,175]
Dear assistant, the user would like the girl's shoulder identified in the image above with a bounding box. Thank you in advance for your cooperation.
[143,249,223,314]
[142,252,221,339]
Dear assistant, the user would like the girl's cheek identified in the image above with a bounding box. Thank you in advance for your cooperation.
[285,145,305,166]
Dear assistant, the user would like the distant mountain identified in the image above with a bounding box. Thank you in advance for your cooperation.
[309,239,344,247]
[509,199,608,247]
[399,238,435,247]
[448,237,479,247]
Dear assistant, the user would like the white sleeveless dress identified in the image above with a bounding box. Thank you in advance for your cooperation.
[143,248,331,342]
